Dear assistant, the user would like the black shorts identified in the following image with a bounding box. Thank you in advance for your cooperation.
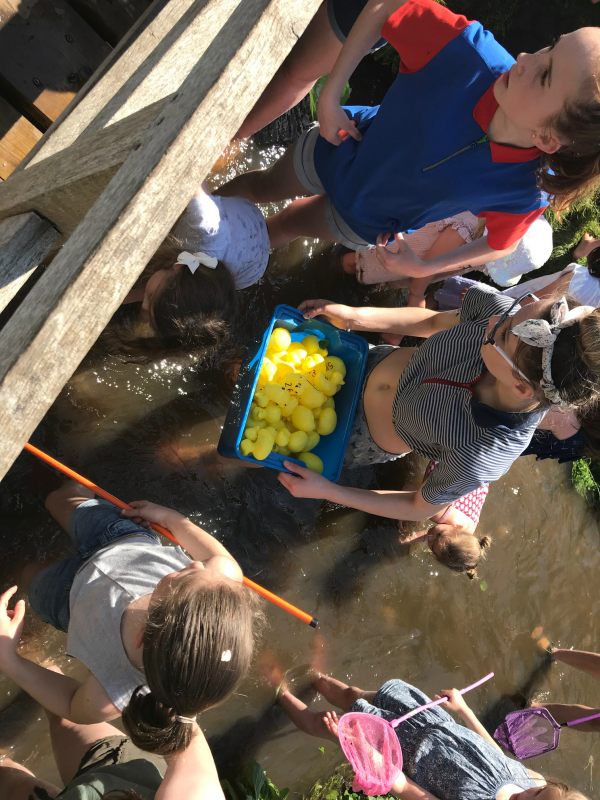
[326,0,387,51]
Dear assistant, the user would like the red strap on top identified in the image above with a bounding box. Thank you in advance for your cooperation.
[421,373,485,394]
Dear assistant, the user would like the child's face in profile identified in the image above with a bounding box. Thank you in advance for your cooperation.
[494,28,600,150]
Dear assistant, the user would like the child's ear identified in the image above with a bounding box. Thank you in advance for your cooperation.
[512,378,537,401]
[531,128,563,155]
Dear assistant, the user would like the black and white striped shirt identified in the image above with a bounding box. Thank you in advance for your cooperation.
[392,286,545,504]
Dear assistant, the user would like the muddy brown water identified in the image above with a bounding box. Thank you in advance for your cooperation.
[0,143,598,797]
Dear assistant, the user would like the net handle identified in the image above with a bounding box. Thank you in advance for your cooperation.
[564,710,600,728]
[391,672,494,728]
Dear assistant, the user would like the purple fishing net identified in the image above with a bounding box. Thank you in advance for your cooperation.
[493,707,561,759]
[337,712,403,796]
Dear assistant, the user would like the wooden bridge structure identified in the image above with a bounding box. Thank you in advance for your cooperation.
[0,0,321,481]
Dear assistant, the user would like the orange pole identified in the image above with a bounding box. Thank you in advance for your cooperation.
[24,442,318,628]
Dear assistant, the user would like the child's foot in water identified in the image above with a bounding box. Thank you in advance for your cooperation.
[277,686,340,740]
[574,232,600,260]
[313,674,374,710]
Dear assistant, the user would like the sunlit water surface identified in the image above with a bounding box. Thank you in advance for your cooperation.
[0,141,598,798]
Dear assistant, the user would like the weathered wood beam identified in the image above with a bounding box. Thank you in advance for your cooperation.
[0,101,166,235]
[0,213,59,315]
[25,0,236,166]
[0,0,321,479]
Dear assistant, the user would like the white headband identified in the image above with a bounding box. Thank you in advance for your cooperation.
[175,714,197,724]
[511,296,594,407]
[175,250,218,273]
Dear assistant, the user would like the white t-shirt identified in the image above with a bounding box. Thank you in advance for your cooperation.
[173,191,270,290]
[503,262,600,307]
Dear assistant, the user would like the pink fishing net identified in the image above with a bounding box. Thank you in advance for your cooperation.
[337,712,403,796]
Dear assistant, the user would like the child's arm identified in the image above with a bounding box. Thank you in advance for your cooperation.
[121,501,243,583]
[375,234,517,279]
[299,299,460,337]
[391,772,441,800]
[435,689,502,753]
[278,462,448,522]
[551,648,600,679]
[318,0,408,144]
[159,727,225,800]
[0,587,120,723]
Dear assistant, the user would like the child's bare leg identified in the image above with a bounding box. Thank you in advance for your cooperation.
[0,758,60,800]
[267,195,336,249]
[314,674,376,710]
[47,711,124,784]
[278,687,339,741]
[217,145,309,204]
[44,480,94,533]
[573,232,600,260]
[236,2,341,139]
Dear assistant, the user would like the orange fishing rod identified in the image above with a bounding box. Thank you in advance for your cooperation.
[24,442,318,628]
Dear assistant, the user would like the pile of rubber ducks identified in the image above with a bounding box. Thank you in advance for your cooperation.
[240,327,347,472]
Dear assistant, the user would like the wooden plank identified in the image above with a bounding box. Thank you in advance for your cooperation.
[0,0,321,479]
[0,101,165,234]
[0,213,59,315]
[15,0,170,172]
[67,0,152,46]
[0,97,43,179]
[0,0,111,127]
[24,0,218,165]
[0,0,242,233]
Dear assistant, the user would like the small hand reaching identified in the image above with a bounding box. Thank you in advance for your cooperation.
[278,461,334,500]
[121,500,181,528]
[376,232,423,278]
[298,299,356,330]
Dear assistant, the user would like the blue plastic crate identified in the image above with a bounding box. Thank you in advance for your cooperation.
[218,304,368,481]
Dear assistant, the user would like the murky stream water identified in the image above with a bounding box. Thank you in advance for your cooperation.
[0,143,598,797]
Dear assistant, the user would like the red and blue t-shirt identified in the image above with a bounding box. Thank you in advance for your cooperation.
[313,0,547,249]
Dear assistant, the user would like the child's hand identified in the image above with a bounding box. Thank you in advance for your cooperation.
[0,586,25,669]
[376,232,423,278]
[278,461,334,500]
[298,299,355,329]
[122,500,182,528]
[317,87,362,146]
[435,688,469,714]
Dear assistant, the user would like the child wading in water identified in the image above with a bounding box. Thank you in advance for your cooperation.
[0,483,261,800]
[108,186,270,360]
[278,289,600,522]
[277,673,589,799]
[220,0,600,283]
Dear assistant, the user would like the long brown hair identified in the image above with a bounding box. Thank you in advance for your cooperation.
[101,236,235,363]
[513,300,600,411]
[122,573,261,756]
[539,76,600,213]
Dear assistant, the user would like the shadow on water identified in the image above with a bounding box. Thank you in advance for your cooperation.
[0,142,598,797]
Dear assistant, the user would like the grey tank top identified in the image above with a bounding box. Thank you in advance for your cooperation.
[68,535,190,711]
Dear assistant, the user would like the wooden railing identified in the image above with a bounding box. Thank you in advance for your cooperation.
[0,0,321,480]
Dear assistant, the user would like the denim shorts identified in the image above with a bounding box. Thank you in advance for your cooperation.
[28,499,160,633]
[326,0,387,51]
[293,126,370,250]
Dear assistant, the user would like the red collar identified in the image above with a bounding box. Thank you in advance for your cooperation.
[473,83,541,163]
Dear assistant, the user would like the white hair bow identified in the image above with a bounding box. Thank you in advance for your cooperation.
[176,250,218,273]
[511,296,594,406]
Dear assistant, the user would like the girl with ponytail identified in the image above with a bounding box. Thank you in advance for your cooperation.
[105,186,270,362]
[0,488,262,800]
